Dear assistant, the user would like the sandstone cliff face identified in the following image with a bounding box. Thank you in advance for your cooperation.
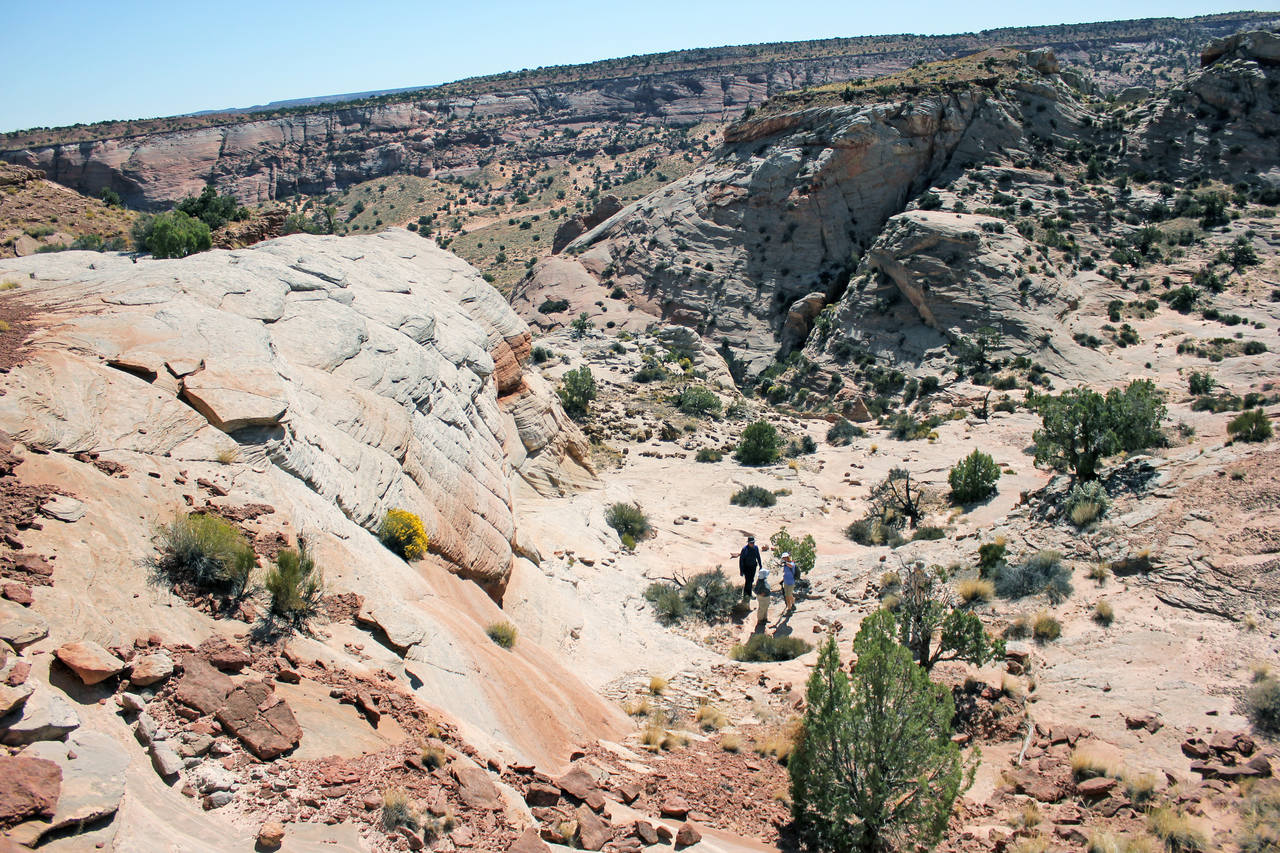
[813,207,1109,379]
[0,230,592,593]
[0,57,943,211]
[1129,29,1280,184]
[513,53,1084,374]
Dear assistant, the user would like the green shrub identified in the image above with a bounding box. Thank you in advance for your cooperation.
[735,420,780,466]
[695,447,722,462]
[531,345,553,364]
[731,485,777,507]
[264,547,324,628]
[153,512,255,596]
[486,621,518,649]
[996,550,1073,603]
[1031,380,1166,480]
[557,365,597,419]
[977,540,1008,572]
[570,312,593,338]
[730,633,813,662]
[912,526,946,541]
[677,386,721,417]
[133,210,212,259]
[605,502,650,539]
[379,509,429,560]
[1247,677,1280,734]
[1064,480,1110,528]
[826,418,864,445]
[948,449,1001,503]
[789,617,966,852]
[176,184,248,229]
[771,528,817,577]
[1188,371,1215,395]
[1229,408,1273,443]
[633,360,668,383]
[538,298,569,314]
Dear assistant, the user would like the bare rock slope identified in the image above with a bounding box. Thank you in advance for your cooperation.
[0,229,591,593]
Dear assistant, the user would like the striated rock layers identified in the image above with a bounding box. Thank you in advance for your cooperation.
[0,229,592,594]
[514,51,1086,374]
[1128,28,1280,185]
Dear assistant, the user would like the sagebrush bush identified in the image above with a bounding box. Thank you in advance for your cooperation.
[826,418,864,445]
[1065,480,1110,528]
[996,550,1073,603]
[379,508,429,560]
[1229,408,1273,443]
[644,570,737,625]
[731,485,777,507]
[1247,677,1280,734]
[845,518,905,548]
[949,449,1001,503]
[731,633,812,662]
[486,621,518,649]
[644,583,688,623]
[680,570,738,623]
[606,502,650,539]
[978,539,1008,572]
[695,447,723,462]
[265,547,324,628]
[153,512,255,596]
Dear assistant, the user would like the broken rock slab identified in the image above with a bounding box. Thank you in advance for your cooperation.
[215,680,302,760]
[0,754,61,826]
[38,496,85,523]
[55,640,125,686]
[128,651,174,687]
[25,729,129,838]
[0,599,48,650]
[1,681,81,746]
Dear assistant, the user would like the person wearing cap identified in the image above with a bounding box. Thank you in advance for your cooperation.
[780,552,797,615]
[738,534,762,599]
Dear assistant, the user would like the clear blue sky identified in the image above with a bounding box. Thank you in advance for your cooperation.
[2,1,1266,132]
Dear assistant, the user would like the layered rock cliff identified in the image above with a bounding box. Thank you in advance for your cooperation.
[514,50,1087,374]
[4,13,1274,211]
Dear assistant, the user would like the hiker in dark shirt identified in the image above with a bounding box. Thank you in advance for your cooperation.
[738,534,762,599]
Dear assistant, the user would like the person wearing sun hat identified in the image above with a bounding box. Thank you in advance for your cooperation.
[780,552,797,615]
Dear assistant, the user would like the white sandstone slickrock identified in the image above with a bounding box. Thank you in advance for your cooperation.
[0,230,593,592]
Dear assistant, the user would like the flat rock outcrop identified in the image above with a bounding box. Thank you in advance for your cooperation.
[0,230,592,591]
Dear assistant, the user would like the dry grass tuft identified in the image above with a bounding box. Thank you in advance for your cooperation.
[1087,830,1163,853]
[216,446,240,465]
[719,732,743,753]
[1007,799,1042,829]
[1032,611,1061,642]
[381,786,416,830]
[1094,599,1115,626]
[649,675,668,695]
[622,696,652,717]
[1123,771,1160,806]
[1008,835,1049,853]
[696,703,729,731]
[752,716,803,763]
[1089,562,1110,584]
[956,577,995,603]
[1071,744,1125,780]
[1147,805,1209,851]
